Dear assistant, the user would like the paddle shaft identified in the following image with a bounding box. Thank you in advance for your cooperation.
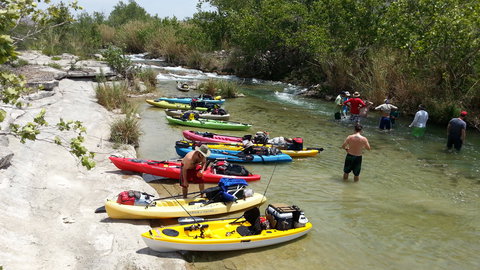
[178,215,244,225]
[153,191,202,201]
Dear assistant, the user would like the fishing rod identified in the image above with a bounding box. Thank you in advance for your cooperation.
[227,159,278,224]
[158,183,205,227]
[262,159,278,198]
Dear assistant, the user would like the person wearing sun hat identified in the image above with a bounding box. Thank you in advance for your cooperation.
[447,111,467,151]
[343,91,366,123]
[180,144,211,198]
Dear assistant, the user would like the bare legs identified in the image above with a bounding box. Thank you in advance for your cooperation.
[343,173,360,182]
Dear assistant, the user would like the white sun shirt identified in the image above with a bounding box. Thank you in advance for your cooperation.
[410,110,429,128]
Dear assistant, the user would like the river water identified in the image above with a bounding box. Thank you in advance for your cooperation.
[132,63,480,270]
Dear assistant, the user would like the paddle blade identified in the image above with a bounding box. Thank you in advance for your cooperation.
[142,173,169,182]
[178,216,205,225]
[95,206,106,213]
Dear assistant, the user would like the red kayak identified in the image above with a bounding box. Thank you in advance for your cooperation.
[182,130,244,143]
[109,156,261,183]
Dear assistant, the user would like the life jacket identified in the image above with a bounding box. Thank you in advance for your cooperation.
[288,137,303,150]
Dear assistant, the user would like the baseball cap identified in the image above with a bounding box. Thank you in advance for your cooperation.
[460,111,467,116]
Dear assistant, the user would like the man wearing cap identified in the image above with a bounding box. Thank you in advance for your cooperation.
[447,111,467,151]
[409,104,429,137]
[374,99,398,130]
[180,144,211,198]
[343,91,365,123]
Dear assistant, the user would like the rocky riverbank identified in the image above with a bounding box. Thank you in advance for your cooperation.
[0,51,186,269]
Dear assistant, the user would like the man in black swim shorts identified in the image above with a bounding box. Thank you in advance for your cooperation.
[341,124,371,182]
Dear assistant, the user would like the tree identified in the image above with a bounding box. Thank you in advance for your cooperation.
[108,0,151,27]
[0,0,95,169]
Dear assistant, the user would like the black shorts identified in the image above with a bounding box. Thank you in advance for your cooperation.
[343,154,363,176]
[447,136,463,151]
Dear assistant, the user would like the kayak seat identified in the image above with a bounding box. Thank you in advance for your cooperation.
[130,159,147,163]
[162,229,179,237]
[236,225,252,236]
[236,207,262,236]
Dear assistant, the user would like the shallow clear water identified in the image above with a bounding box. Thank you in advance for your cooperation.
[134,69,480,270]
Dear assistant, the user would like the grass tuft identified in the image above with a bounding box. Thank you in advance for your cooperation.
[110,115,141,147]
[198,79,238,98]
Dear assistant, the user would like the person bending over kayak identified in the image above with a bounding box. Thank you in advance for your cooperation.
[180,145,211,198]
[342,124,371,182]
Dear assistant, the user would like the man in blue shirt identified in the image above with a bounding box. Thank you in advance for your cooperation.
[447,111,467,151]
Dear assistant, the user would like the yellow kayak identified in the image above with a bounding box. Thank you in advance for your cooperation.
[145,99,208,111]
[187,142,320,157]
[142,206,312,252]
[105,193,266,219]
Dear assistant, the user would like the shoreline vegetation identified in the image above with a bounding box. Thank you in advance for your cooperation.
[11,0,480,131]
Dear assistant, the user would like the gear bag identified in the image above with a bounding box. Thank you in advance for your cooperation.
[265,203,308,230]
[117,190,154,206]
[202,178,248,203]
[213,161,250,176]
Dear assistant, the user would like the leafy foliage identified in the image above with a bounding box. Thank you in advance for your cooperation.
[102,45,133,77]
[1,0,95,169]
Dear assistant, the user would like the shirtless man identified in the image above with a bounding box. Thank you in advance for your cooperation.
[180,145,211,198]
[341,124,371,182]
[375,99,398,130]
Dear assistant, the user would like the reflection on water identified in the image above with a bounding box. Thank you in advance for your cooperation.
[134,72,480,270]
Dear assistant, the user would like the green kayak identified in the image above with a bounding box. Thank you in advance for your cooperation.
[145,99,208,111]
[165,116,251,131]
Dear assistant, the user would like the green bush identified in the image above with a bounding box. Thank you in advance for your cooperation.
[198,79,238,98]
[110,115,141,147]
[95,81,129,111]
[115,20,152,53]
[134,68,157,90]
[145,25,188,64]
[102,46,133,78]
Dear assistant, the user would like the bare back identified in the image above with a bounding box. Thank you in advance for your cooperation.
[342,133,371,156]
[182,151,206,170]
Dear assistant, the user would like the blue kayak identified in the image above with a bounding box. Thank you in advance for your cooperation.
[158,96,225,105]
[175,143,292,163]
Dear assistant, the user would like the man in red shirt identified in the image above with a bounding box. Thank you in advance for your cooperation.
[343,92,366,123]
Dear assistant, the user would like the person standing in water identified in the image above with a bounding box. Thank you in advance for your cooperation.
[334,91,346,120]
[343,91,365,123]
[375,99,398,131]
[180,145,211,198]
[447,111,467,151]
[409,104,429,137]
[342,124,371,182]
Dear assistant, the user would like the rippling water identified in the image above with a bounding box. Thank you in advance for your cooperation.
[133,66,480,270]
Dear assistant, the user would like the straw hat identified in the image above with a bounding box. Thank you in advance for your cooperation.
[353,92,360,97]
[195,145,211,157]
